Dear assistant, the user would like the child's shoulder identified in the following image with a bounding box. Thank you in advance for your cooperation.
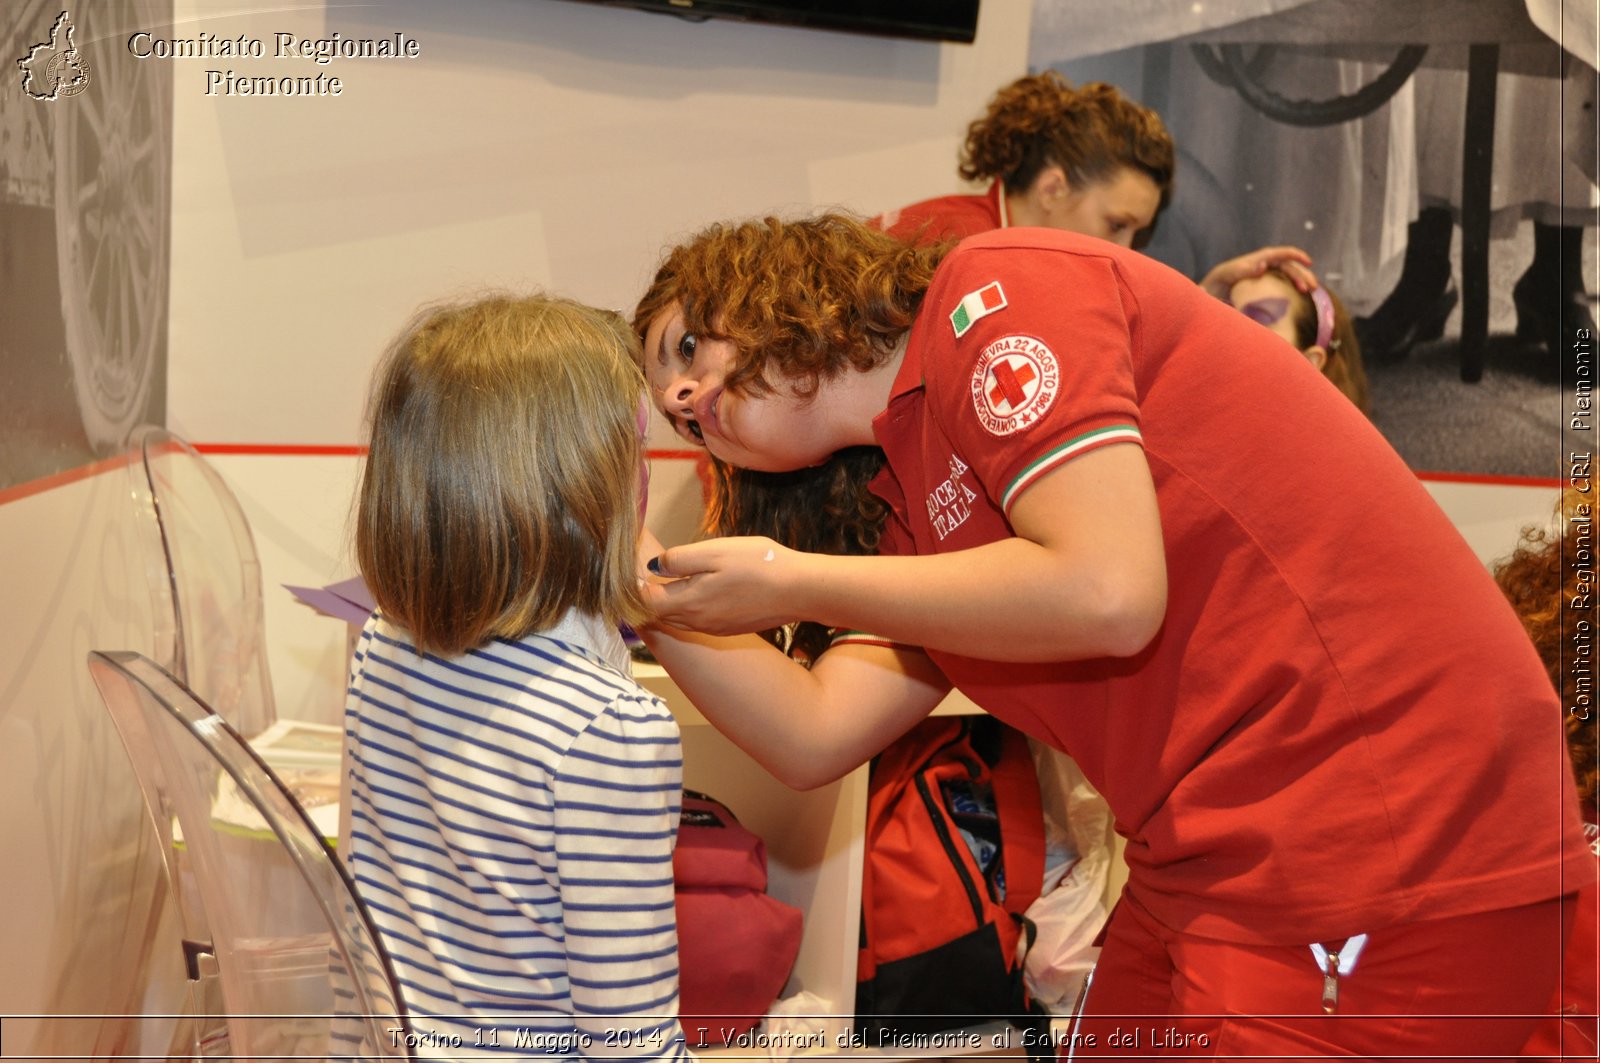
[504,630,672,714]
[359,613,673,728]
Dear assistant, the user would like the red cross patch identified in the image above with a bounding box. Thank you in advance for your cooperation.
[969,335,1059,436]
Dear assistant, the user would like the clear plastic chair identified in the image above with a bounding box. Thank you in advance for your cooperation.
[127,424,277,739]
[88,650,413,1061]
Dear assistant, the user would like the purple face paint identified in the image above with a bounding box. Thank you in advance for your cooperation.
[1239,297,1290,328]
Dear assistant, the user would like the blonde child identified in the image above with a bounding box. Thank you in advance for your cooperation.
[345,294,690,1060]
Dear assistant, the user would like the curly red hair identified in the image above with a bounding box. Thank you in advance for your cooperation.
[960,73,1175,209]
[632,214,945,400]
[1494,488,1599,807]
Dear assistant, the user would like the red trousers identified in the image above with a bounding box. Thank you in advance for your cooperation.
[1066,890,1576,1061]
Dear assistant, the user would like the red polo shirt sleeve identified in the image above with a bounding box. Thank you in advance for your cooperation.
[917,242,1145,515]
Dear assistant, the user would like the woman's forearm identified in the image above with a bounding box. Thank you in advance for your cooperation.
[784,537,1161,662]
[637,623,946,790]
[649,444,1167,664]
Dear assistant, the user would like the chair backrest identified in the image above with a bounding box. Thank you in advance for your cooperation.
[128,425,277,739]
[88,650,413,1061]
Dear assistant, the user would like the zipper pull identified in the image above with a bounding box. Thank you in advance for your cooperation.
[1310,934,1366,1015]
[1321,950,1340,1013]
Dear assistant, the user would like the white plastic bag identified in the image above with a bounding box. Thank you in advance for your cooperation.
[760,991,831,1060]
[1023,740,1115,1013]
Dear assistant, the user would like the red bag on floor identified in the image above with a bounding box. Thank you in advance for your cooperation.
[855,715,1049,1043]
[673,790,803,1047]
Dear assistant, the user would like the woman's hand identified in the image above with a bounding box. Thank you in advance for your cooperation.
[1199,245,1317,300]
[638,526,666,581]
[644,536,803,635]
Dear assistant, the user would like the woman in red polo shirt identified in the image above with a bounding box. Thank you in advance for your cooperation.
[701,74,1324,664]
[633,213,1591,1057]
[875,73,1171,251]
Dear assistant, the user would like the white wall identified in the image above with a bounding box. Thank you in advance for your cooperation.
[164,0,1032,448]
[0,0,1568,1051]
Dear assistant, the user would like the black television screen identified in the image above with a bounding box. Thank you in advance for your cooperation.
[572,0,980,43]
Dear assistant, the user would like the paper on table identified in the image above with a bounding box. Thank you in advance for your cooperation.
[196,720,344,843]
[252,718,342,769]
[205,768,341,845]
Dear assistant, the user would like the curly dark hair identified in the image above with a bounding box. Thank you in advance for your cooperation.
[632,214,944,401]
[960,72,1176,211]
[1493,489,1599,808]
[703,448,889,663]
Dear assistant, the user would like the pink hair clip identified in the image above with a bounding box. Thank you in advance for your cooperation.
[1310,286,1337,351]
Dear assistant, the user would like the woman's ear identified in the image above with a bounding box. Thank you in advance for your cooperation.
[1031,164,1071,208]
[1009,164,1072,229]
[1303,345,1329,372]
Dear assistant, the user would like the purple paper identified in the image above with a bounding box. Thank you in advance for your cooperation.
[324,574,375,612]
[285,580,373,625]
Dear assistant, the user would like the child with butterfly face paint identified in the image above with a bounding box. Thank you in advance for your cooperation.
[1228,268,1369,413]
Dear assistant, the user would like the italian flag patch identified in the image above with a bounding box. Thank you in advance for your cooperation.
[950,281,1007,338]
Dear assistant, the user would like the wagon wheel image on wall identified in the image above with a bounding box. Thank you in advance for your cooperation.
[53,0,171,452]
[1190,42,1428,126]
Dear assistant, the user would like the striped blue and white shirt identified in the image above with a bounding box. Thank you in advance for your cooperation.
[343,610,691,1061]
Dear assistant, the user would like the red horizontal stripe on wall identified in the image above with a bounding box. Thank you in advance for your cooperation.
[4,445,1552,510]
[194,444,701,460]
[1,445,708,507]
[0,455,130,507]
[179,452,1576,483]
[193,443,368,457]
[1415,470,1563,488]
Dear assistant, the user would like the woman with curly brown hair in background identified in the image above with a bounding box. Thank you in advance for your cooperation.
[874,71,1315,294]
[1496,489,1600,1059]
[876,72,1173,251]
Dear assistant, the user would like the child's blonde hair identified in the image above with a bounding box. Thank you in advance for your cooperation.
[357,293,650,657]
